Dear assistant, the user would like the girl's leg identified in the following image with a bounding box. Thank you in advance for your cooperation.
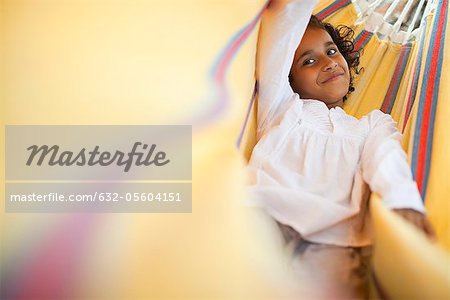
[292,243,372,299]
[277,223,373,300]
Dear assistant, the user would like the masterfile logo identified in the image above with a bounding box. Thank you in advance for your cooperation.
[26,142,170,172]
[6,125,191,180]
[5,125,192,213]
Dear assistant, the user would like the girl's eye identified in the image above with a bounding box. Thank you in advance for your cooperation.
[303,59,315,65]
[328,48,337,55]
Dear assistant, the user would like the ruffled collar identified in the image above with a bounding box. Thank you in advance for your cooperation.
[301,99,357,134]
[302,99,344,114]
[280,97,359,135]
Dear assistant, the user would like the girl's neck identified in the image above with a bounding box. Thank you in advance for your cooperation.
[326,99,344,110]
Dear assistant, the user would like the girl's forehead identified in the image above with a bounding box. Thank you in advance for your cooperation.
[295,27,334,55]
[300,27,333,46]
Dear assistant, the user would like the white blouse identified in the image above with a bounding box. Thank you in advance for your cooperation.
[246,0,425,247]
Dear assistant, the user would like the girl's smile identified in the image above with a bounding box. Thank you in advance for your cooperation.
[322,72,345,83]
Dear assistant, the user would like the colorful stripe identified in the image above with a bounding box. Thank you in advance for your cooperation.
[192,0,270,129]
[411,0,448,199]
[3,215,98,299]
[316,0,352,20]
[236,81,258,148]
[354,29,373,51]
[381,43,413,114]
[403,19,429,132]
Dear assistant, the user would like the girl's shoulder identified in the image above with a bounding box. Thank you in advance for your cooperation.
[358,110,401,140]
[362,109,397,129]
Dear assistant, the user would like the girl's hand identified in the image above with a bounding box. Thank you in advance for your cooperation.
[392,208,437,242]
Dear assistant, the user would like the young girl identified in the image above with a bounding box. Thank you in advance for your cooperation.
[247,0,436,298]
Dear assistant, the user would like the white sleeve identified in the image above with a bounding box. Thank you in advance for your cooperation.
[256,0,318,140]
[361,110,426,213]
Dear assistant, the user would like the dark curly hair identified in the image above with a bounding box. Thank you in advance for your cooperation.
[289,15,363,102]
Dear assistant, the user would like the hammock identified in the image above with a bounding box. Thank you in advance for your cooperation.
[238,0,450,298]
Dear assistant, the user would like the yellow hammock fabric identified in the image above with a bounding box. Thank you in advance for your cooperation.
[239,0,450,298]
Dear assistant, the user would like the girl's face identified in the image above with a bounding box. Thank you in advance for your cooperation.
[290,27,350,108]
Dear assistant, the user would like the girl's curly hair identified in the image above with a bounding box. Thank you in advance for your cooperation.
[290,15,363,102]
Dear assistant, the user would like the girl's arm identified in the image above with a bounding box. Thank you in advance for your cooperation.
[256,0,318,140]
[361,110,436,240]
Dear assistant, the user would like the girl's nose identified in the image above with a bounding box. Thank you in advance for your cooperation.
[322,59,338,72]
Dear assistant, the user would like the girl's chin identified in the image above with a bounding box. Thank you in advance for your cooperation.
[324,95,346,102]
[328,93,348,101]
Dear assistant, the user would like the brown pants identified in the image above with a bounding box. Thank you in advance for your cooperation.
[278,223,373,300]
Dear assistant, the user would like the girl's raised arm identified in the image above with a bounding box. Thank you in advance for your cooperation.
[256,0,318,139]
